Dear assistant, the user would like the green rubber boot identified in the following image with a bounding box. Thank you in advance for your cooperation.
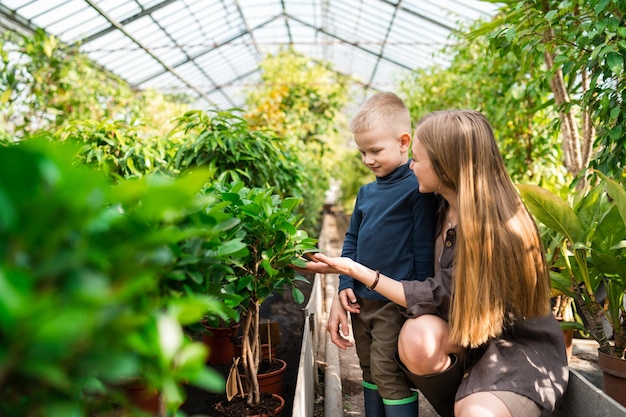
[383,391,418,417]
[363,382,386,417]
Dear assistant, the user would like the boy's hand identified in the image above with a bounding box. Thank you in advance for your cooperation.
[339,288,360,314]
[327,295,354,350]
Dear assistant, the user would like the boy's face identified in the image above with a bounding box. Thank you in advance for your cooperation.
[354,126,410,178]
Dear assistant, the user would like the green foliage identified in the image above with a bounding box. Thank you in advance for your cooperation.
[1,30,333,238]
[163,191,249,329]
[56,119,177,180]
[168,109,304,199]
[0,138,233,415]
[337,147,372,212]
[214,181,317,307]
[481,0,626,179]
[0,29,188,140]
[519,175,626,358]
[399,20,568,189]
[245,48,350,149]
[244,48,352,233]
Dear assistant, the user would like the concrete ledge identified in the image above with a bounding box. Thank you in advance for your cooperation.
[541,368,626,417]
[322,273,344,417]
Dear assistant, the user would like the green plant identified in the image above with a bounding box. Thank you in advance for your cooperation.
[519,173,626,359]
[163,187,249,331]
[399,27,567,188]
[56,118,176,180]
[0,29,189,142]
[167,109,304,199]
[482,0,626,179]
[213,181,317,407]
[244,48,352,234]
[0,137,234,415]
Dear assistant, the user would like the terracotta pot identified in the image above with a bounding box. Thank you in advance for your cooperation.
[238,358,287,396]
[597,348,626,408]
[120,377,161,415]
[202,323,240,365]
[257,358,287,396]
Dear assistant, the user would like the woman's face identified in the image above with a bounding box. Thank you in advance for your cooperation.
[409,137,440,193]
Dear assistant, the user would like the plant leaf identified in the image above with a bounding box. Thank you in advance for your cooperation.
[517,184,584,243]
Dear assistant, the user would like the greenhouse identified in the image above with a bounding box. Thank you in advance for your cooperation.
[1,1,625,417]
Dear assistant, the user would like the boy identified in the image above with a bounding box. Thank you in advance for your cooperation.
[333,92,436,416]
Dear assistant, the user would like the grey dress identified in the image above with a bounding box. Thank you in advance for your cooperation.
[401,225,569,411]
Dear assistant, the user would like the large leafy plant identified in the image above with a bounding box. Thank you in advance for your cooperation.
[56,119,176,180]
[519,174,626,359]
[244,48,351,234]
[213,181,317,407]
[482,0,626,178]
[0,138,235,415]
[168,109,304,199]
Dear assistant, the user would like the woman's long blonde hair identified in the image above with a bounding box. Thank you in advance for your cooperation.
[415,110,551,348]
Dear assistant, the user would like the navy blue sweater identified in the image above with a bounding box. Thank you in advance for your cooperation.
[338,162,436,301]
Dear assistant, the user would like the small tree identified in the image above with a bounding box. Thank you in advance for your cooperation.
[213,181,317,406]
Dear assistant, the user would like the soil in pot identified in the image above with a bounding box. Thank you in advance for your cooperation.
[214,392,284,417]
[180,275,315,416]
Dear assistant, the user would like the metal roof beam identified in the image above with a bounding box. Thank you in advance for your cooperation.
[280,0,294,45]
[133,13,282,86]
[74,0,179,46]
[0,3,37,35]
[364,0,401,88]
[81,0,212,104]
[378,0,456,32]
[232,0,262,57]
[286,13,412,71]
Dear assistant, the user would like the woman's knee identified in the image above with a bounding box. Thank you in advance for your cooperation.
[455,392,512,417]
[397,315,449,374]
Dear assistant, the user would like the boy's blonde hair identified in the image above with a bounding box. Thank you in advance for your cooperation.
[349,92,411,135]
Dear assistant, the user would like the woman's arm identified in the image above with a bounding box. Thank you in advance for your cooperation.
[305,253,408,307]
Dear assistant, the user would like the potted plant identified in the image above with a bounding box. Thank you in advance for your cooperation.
[518,173,626,405]
[211,181,318,415]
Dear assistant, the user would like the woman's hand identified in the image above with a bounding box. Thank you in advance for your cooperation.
[307,253,356,275]
[291,253,356,276]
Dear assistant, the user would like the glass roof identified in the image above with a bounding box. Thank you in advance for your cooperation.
[0,0,501,110]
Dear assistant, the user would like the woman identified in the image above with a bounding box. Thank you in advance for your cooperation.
[303,110,568,417]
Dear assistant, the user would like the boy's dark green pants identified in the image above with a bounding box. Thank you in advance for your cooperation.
[352,297,415,401]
